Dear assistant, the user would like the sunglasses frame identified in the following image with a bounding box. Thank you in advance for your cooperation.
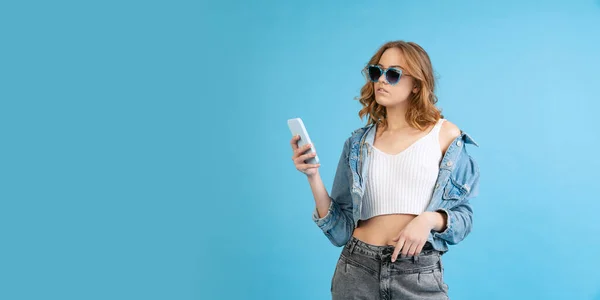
[364,64,404,86]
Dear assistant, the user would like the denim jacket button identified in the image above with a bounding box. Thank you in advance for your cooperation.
[446,161,453,166]
[456,141,462,146]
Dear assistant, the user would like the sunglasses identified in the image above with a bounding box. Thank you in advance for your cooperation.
[364,64,405,86]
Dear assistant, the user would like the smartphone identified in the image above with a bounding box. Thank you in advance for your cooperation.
[287,117,319,164]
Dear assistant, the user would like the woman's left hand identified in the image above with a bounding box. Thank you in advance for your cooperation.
[390,212,436,262]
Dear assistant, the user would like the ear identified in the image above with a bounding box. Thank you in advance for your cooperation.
[412,80,421,93]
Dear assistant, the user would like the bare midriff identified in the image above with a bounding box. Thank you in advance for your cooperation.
[352,214,418,246]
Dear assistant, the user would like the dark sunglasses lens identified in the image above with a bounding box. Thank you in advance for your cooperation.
[367,66,381,81]
[386,69,401,84]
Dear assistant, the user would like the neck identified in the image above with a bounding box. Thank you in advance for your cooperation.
[382,101,411,131]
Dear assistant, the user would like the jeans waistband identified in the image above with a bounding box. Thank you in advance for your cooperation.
[344,236,441,261]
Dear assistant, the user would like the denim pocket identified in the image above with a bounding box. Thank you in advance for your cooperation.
[413,269,445,294]
[390,268,446,296]
[442,176,468,201]
[388,253,449,299]
[331,254,344,292]
[432,255,449,295]
[431,268,449,294]
[341,254,378,278]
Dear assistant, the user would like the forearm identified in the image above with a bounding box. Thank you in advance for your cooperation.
[431,202,474,245]
[423,211,448,233]
[307,171,331,218]
[309,137,354,247]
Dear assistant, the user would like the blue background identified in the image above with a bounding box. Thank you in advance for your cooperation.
[1,0,599,299]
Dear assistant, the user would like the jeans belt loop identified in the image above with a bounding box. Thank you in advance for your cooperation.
[348,238,358,255]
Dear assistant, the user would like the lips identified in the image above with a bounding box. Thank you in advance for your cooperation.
[376,87,389,94]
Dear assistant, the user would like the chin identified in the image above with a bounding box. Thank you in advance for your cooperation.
[377,98,407,109]
[375,95,390,105]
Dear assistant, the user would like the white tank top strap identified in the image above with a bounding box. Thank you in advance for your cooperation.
[431,118,446,137]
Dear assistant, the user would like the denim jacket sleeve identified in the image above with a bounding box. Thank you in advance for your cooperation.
[311,137,354,247]
[432,143,480,245]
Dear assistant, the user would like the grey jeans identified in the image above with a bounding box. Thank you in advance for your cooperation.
[331,236,450,300]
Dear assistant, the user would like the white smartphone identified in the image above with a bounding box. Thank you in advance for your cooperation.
[287,117,319,164]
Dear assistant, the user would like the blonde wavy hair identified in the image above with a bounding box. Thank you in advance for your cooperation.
[356,40,444,132]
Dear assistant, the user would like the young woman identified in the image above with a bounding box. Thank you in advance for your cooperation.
[290,40,480,299]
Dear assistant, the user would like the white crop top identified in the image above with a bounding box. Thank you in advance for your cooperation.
[360,118,445,220]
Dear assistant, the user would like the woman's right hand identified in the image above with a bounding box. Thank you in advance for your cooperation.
[290,135,321,177]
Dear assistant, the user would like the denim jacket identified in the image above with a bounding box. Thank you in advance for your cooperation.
[312,122,480,252]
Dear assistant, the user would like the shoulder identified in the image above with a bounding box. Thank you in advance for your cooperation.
[440,119,461,139]
[439,119,461,155]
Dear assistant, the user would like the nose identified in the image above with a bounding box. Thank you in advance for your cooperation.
[378,71,388,85]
